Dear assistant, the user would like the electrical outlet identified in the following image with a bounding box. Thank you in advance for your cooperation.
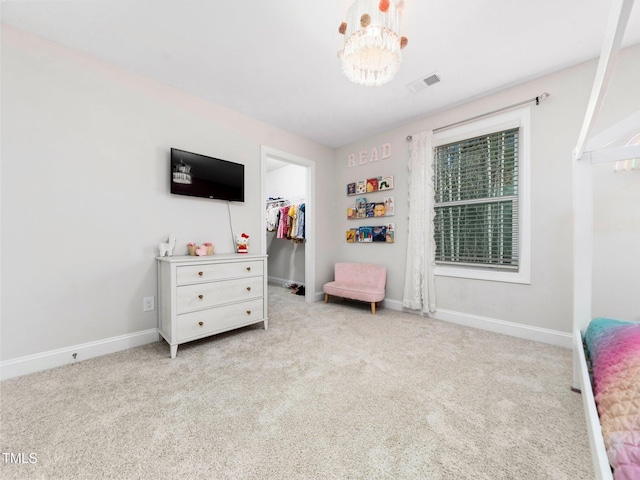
[143,296,155,312]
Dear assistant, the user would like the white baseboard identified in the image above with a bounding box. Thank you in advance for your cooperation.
[0,329,159,380]
[383,298,404,311]
[1,303,571,381]
[268,275,303,287]
[378,299,571,348]
[429,308,572,348]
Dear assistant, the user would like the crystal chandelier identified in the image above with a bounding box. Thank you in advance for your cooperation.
[338,0,408,87]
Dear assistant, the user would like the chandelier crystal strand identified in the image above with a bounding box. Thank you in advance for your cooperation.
[339,0,405,87]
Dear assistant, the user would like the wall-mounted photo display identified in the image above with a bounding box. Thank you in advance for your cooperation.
[346,223,395,243]
[347,176,394,196]
[348,196,394,218]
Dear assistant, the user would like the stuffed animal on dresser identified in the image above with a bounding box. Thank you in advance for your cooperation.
[236,233,249,254]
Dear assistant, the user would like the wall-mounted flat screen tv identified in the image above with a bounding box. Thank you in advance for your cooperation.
[171,148,244,202]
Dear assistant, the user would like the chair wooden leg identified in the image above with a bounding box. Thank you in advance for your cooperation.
[371,302,376,315]
[325,293,329,303]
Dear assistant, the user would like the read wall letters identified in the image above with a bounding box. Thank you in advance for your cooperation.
[347,143,392,168]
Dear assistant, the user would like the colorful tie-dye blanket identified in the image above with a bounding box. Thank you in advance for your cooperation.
[584,318,640,480]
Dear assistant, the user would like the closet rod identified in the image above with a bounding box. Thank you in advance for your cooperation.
[406,92,550,141]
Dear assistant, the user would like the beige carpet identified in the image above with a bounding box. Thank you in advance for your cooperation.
[0,285,593,479]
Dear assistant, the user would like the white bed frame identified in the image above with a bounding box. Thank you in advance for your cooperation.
[572,1,640,478]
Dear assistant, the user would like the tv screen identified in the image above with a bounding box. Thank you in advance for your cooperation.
[170,148,244,202]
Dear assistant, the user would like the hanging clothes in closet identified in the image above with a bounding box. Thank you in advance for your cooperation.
[266,197,305,241]
[266,198,284,232]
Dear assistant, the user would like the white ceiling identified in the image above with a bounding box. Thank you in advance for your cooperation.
[2,0,639,149]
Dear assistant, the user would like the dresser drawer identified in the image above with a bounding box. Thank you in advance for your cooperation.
[177,261,263,285]
[176,299,264,342]
[176,276,263,313]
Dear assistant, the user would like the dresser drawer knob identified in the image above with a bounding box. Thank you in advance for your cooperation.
[198,321,204,327]
[198,271,204,276]
[198,294,204,299]
[246,286,251,291]
[246,310,251,315]
[246,267,251,271]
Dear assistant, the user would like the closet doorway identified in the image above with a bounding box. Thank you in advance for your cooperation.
[260,146,315,302]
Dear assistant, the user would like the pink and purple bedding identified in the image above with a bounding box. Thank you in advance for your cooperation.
[584,318,640,480]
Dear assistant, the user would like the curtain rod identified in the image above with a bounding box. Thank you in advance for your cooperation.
[406,92,550,141]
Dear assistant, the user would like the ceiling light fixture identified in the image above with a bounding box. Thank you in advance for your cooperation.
[338,0,408,87]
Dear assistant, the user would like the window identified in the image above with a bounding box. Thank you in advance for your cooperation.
[432,109,530,284]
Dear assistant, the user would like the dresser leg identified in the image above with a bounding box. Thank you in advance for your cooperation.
[170,344,178,359]
[263,319,269,330]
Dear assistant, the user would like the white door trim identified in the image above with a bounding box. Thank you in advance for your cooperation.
[260,146,316,302]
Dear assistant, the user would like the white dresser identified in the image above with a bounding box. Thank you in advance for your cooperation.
[156,254,268,358]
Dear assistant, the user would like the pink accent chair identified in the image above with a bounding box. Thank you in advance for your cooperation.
[323,262,387,314]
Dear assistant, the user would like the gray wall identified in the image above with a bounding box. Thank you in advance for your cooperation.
[2,24,637,365]
[1,26,334,361]
[333,43,640,334]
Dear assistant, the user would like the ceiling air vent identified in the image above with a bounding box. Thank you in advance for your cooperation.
[406,73,441,94]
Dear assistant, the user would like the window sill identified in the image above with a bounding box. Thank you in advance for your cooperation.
[434,264,531,285]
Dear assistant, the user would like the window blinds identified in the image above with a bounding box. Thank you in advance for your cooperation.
[433,127,519,269]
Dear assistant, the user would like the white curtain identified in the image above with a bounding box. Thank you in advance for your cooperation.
[402,130,437,313]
